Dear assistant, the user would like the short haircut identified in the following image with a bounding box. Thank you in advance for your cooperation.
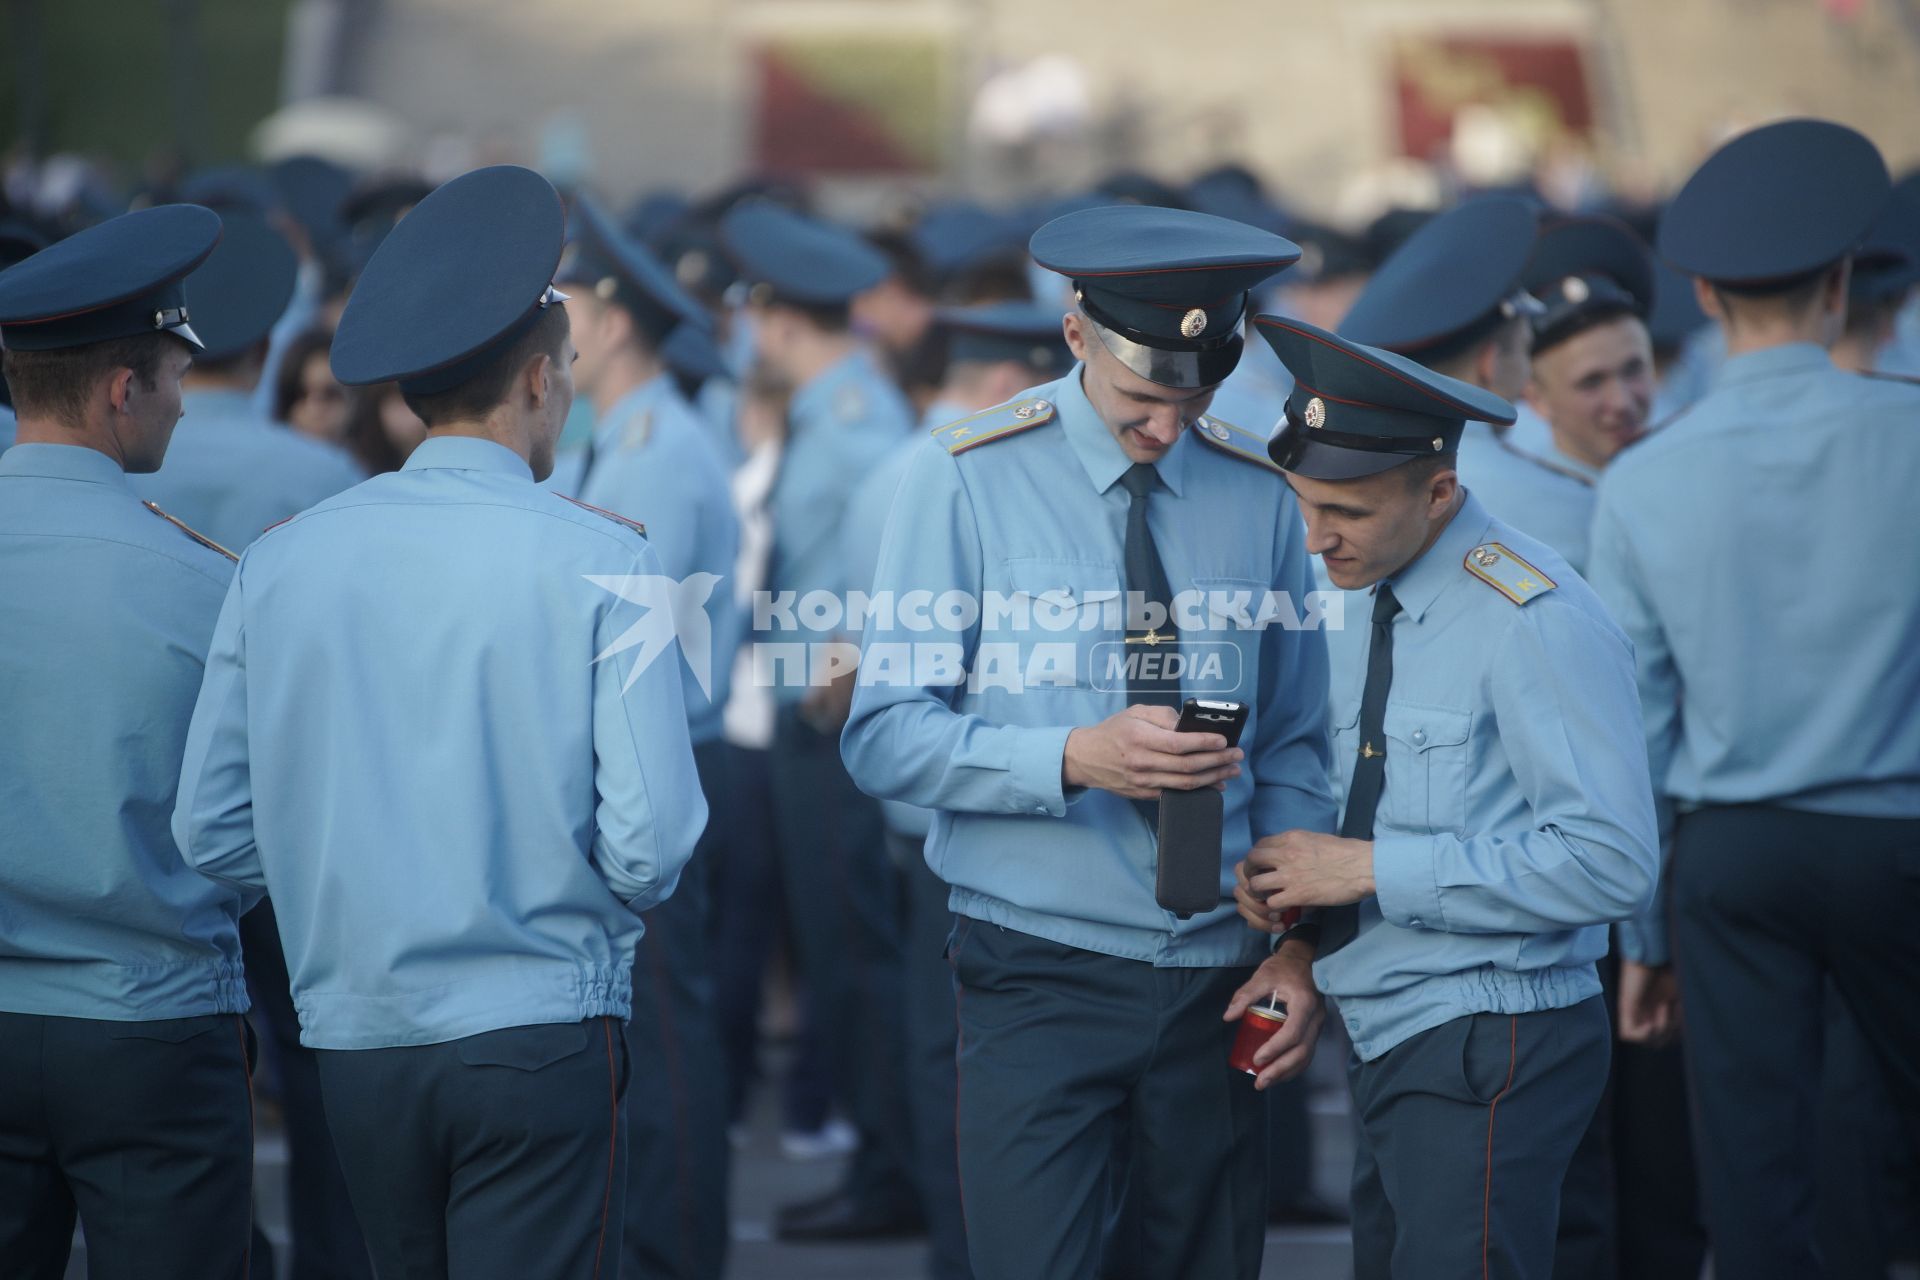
[1711,265,1836,326]
[400,303,570,427]
[1398,449,1459,490]
[1,332,180,427]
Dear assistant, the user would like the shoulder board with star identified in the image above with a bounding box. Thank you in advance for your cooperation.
[932,396,1056,455]
[1463,542,1556,606]
[143,501,237,562]
[1190,415,1284,475]
[557,494,647,537]
[616,408,655,453]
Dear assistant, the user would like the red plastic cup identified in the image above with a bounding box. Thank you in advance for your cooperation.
[1229,1002,1289,1076]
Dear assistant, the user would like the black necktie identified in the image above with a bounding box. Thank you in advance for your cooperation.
[1318,583,1402,954]
[1119,463,1181,709]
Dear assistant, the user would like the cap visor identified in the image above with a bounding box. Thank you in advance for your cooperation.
[1270,427,1426,481]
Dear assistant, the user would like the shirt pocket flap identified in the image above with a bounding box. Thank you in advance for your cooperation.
[1384,704,1471,753]
[1003,560,1122,610]
[455,1021,592,1071]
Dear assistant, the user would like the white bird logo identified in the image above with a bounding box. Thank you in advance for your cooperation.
[584,573,725,698]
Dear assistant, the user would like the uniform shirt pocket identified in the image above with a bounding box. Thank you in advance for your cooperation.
[1381,702,1473,836]
[455,1021,593,1072]
[997,559,1123,693]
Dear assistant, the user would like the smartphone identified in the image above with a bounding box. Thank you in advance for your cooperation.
[1175,697,1248,749]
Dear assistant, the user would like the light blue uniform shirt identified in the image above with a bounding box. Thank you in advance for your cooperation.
[173,436,707,1049]
[1206,325,1293,442]
[841,368,1336,967]
[766,348,913,705]
[1501,402,1602,484]
[1456,420,1596,574]
[578,373,741,745]
[130,388,365,551]
[1589,343,1920,964]
[839,398,971,840]
[0,405,15,451]
[0,444,251,1020]
[1316,493,1658,1060]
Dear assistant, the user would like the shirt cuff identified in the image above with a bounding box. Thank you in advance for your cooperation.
[1371,834,1444,931]
[1616,909,1671,966]
[1011,724,1074,818]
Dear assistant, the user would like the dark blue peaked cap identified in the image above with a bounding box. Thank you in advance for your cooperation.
[1658,119,1889,286]
[936,300,1073,376]
[1029,204,1299,389]
[1257,314,1515,481]
[0,204,220,352]
[1340,196,1542,356]
[719,202,890,306]
[559,193,709,341]
[331,166,568,394]
[660,321,730,385]
[185,212,299,362]
[1848,182,1920,303]
[1524,215,1655,354]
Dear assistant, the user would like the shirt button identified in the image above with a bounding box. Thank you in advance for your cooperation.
[1034,805,1047,815]
[1411,728,1426,745]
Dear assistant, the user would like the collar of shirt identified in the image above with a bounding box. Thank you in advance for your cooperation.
[591,372,673,450]
[400,435,534,480]
[1054,365,1191,498]
[1710,341,1831,391]
[0,441,132,489]
[1379,489,1495,624]
[789,347,875,433]
[179,387,260,427]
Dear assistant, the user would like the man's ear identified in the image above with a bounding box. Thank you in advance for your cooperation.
[1825,260,1852,317]
[1693,277,1725,324]
[106,366,136,415]
[1427,464,1459,518]
[1062,311,1089,363]
[526,352,553,406]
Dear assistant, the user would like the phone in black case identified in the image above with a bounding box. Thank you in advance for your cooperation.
[1174,698,1248,748]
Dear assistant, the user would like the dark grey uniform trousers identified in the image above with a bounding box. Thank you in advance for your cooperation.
[1671,804,1920,1280]
[893,827,973,1280]
[0,1011,256,1279]
[1347,996,1609,1280]
[316,1018,629,1280]
[1551,952,1706,1280]
[623,737,730,1280]
[768,705,916,1207]
[949,919,1265,1280]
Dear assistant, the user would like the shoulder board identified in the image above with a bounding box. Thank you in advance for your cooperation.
[143,501,237,562]
[557,494,647,537]
[616,408,655,453]
[1858,369,1920,389]
[1190,415,1284,475]
[932,396,1056,456]
[1463,541,1556,606]
[1496,438,1593,487]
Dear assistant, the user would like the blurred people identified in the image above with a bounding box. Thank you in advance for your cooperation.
[556,193,738,1280]
[1589,120,1920,1280]
[272,326,351,446]
[131,212,364,551]
[0,205,256,1278]
[338,380,425,473]
[173,166,706,1280]
[1341,197,1599,572]
[718,199,923,1242]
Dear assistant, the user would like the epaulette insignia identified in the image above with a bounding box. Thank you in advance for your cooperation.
[618,409,654,453]
[1190,415,1284,474]
[933,397,1056,455]
[1464,542,1556,606]
[143,501,237,562]
[558,494,648,537]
